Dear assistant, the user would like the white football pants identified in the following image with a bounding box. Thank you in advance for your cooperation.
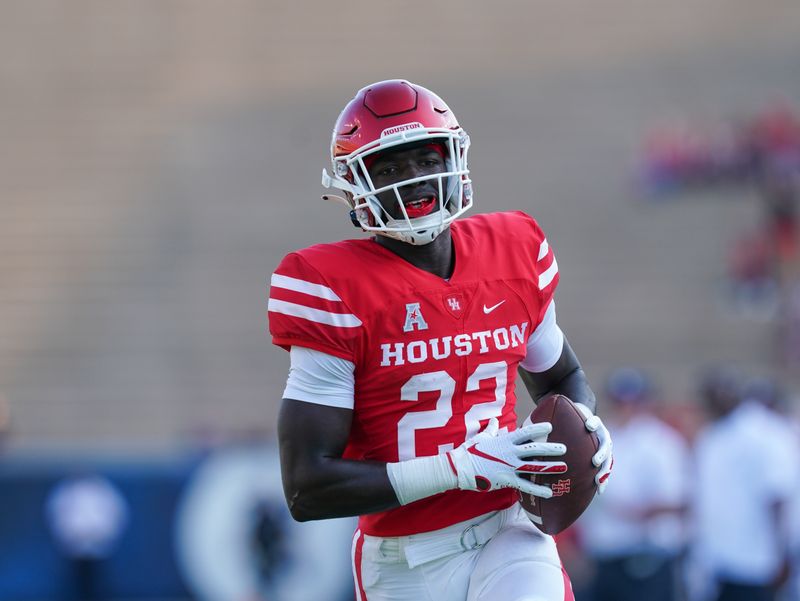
[351,504,574,601]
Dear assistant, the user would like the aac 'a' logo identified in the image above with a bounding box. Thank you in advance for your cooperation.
[403,302,428,332]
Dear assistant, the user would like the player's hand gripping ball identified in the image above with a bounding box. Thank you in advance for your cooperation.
[447,417,567,495]
[519,394,606,535]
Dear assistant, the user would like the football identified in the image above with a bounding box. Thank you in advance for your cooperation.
[519,394,600,535]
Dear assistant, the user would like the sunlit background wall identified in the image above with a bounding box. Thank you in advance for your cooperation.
[1,1,799,600]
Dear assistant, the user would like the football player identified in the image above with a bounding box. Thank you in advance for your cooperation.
[268,79,613,601]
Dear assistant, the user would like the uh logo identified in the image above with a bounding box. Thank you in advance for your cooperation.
[444,293,465,319]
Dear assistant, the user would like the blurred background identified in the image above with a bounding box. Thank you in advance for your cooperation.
[1,1,800,600]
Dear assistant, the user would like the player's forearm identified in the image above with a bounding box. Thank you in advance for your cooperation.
[283,454,459,521]
[519,339,597,413]
[282,457,402,521]
[546,367,596,413]
[519,368,597,413]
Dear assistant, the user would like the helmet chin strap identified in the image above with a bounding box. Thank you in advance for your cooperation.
[377,228,440,246]
[381,209,452,245]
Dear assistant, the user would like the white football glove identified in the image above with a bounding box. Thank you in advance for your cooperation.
[575,402,613,493]
[446,418,567,498]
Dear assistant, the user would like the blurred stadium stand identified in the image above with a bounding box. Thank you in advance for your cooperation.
[1,1,799,448]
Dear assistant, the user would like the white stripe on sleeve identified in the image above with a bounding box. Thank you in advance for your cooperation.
[537,238,550,261]
[520,301,564,373]
[538,256,558,290]
[271,273,342,301]
[268,299,362,328]
[283,346,355,409]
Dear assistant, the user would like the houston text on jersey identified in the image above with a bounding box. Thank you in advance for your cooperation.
[380,322,529,367]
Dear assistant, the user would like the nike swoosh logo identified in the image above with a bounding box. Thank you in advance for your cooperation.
[518,463,568,474]
[483,300,505,314]
[467,445,513,467]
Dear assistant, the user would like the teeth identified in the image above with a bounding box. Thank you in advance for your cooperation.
[406,197,431,208]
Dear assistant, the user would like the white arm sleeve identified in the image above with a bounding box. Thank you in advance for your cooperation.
[282,346,355,409]
[519,301,564,373]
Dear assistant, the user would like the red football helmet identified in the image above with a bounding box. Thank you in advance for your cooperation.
[321,80,472,245]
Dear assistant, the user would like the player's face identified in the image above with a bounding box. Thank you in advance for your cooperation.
[365,143,447,220]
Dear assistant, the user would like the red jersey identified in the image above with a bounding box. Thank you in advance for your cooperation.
[268,211,559,536]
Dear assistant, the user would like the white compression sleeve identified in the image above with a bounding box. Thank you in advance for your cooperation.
[519,301,564,373]
[386,454,458,505]
[283,346,355,409]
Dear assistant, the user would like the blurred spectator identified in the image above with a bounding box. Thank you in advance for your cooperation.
[727,226,779,321]
[786,280,800,365]
[578,367,691,601]
[741,375,790,415]
[690,367,799,601]
[750,104,800,300]
[638,120,715,195]
[655,398,707,446]
[45,474,129,601]
[637,117,752,197]
[741,377,800,601]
